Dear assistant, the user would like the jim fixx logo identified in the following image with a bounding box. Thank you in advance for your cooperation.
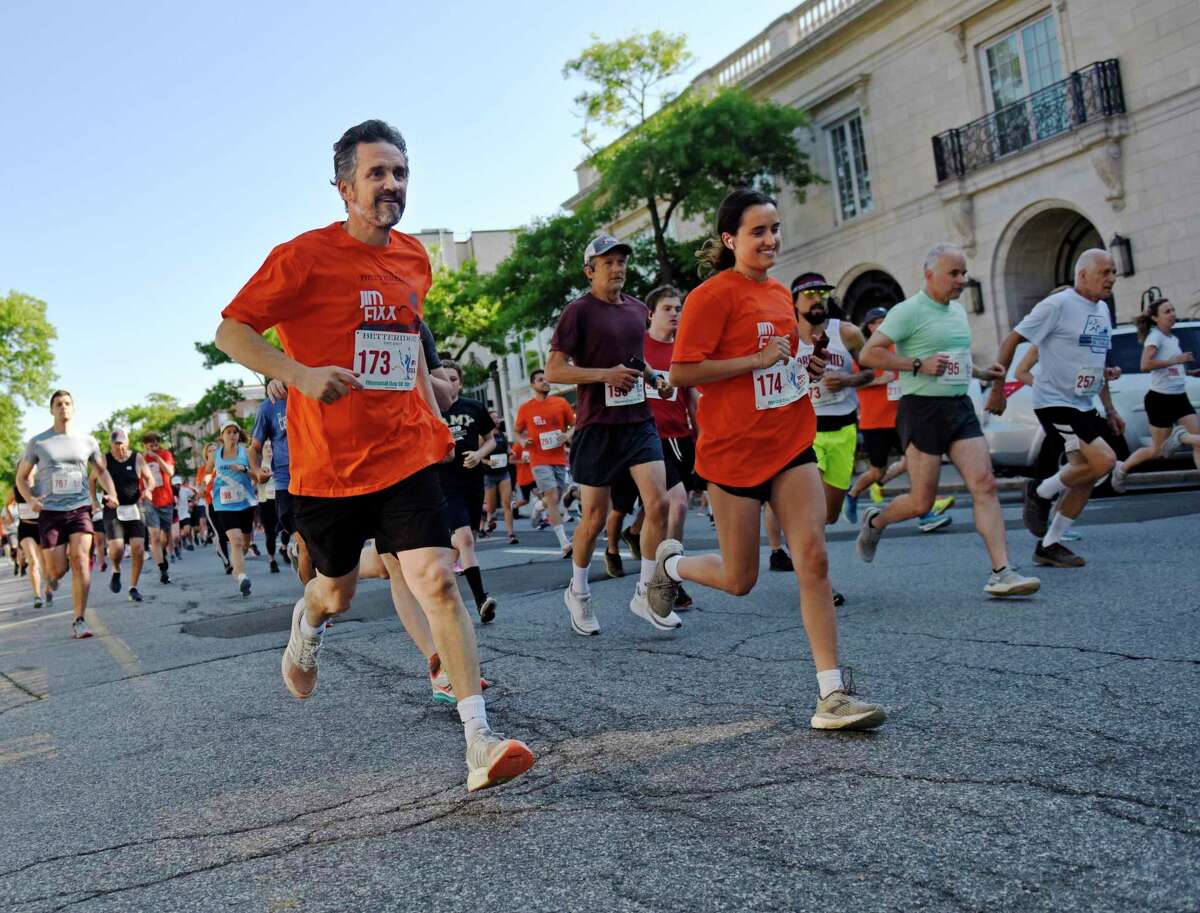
[359,290,397,321]
[756,321,776,349]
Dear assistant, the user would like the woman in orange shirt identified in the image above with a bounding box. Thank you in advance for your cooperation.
[650,189,886,731]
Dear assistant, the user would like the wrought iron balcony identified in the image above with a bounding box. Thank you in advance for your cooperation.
[933,59,1125,182]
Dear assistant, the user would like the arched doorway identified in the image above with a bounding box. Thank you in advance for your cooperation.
[998,205,1104,328]
[841,269,905,325]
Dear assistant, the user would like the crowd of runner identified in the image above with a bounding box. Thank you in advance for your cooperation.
[9,119,1198,794]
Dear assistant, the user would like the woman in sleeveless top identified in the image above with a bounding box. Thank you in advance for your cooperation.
[208,420,258,597]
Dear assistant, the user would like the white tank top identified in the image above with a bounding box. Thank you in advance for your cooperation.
[799,319,858,417]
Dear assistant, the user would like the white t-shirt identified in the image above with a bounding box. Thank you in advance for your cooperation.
[1144,327,1187,395]
[176,484,195,517]
[1014,289,1111,411]
[799,319,859,417]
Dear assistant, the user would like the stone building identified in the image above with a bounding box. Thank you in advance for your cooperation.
[569,0,1200,355]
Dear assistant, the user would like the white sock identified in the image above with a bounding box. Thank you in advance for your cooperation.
[1036,471,1067,500]
[572,563,590,594]
[237,573,247,583]
[1042,512,1074,548]
[665,555,684,582]
[456,694,488,739]
[552,524,569,548]
[532,498,544,515]
[299,615,325,638]
[639,558,655,586]
[817,668,844,699]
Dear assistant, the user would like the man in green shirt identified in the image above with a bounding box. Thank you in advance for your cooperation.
[856,243,1039,598]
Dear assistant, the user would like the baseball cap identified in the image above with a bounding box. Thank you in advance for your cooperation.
[863,306,889,323]
[790,272,834,297]
[219,418,241,434]
[583,235,633,266]
[110,428,129,444]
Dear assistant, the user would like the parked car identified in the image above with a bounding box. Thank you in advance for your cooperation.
[979,320,1200,476]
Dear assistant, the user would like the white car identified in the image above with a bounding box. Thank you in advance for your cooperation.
[980,320,1200,475]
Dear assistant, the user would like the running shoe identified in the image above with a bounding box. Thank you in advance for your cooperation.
[224,563,233,575]
[129,588,143,603]
[507,534,519,545]
[810,691,887,731]
[604,550,624,579]
[453,561,463,575]
[930,495,955,515]
[560,542,574,560]
[535,518,550,531]
[465,727,535,793]
[768,548,793,572]
[843,492,859,524]
[630,583,682,631]
[1060,529,1082,542]
[249,543,261,557]
[674,585,693,611]
[159,567,171,585]
[282,598,323,699]
[428,654,493,706]
[1162,424,1189,458]
[621,527,642,561]
[1109,462,1129,494]
[71,617,94,640]
[856,508,883,562]
[45,580,54,604]
[564,585,599,636]
[240,576,252,597]
[1023,480,1052,538]
[33,597,42,609]
[984,566,1041,597]
[477,595,497,625]
[647,538,683,620]
[109,572,121,594]
[1033,542,1085,568]
[918,512,952,533]
[832,590,846,607]
[279,547,291,565]
[869,483,884,504]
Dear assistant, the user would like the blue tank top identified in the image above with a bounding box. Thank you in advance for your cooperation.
[213,445,257,511]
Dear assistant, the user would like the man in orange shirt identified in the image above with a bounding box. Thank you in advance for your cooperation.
[214,119,533,793]
[141,432,176,586]
[514,369,575,558]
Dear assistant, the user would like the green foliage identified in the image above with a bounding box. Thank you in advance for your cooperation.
[424,259,507,360]
[0,290,58,491]
[460,361,491,392]
[95,393,185,447]
[592,87,814,283]
[180,380,245,429]
[194,328,281,377]
[563,30,693,149]
[624,233,708,298]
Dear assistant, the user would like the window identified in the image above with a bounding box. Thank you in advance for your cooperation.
[827,112,872,221]
[981,13,1067,154]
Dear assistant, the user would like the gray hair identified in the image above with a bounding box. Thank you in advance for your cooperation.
[923,242,965,273]
[1074,248,1113,280]
[330,119,408,187]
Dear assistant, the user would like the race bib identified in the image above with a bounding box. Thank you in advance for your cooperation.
[17,504,39,521]
[1167,365,1184,378]
[265,477,277,496]
[937,350,973,384]
[811,381,848,407]
[646,383,677,402]
[219,486,239,505]
[752,358,808,411]
[1074,366,1104,395]
[605,377,645,406]
[538,430,562,450]
[353,329,419,391]
[489,454,508,469]
[147,463,162,485]
[116,504,141,522]
[51,470,84,495]
[886,381,902,401]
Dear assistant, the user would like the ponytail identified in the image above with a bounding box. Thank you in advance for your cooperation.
[695,238,734,276]
[1136,298,1169,343]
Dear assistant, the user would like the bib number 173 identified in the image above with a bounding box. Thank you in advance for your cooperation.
[353,330,419,391]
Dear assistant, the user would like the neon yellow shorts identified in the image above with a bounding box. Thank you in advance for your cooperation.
[813,423,858,491]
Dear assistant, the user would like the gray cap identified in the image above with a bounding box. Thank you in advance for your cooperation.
[863,307,889,324]
[110,428,129,444]
[583,234,633,267]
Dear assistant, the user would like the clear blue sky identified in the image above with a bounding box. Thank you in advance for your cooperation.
[1,0,799,438]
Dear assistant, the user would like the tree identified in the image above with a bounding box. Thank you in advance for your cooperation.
[0,290,57,493]
[94,393,185,449]
[424,259,507,360]
[193,327,282,382]
[563,30,693,151]
[592,87,815,284]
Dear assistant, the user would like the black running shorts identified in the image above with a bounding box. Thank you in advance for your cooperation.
[1034,407,1109,454]
[569,419,664,488]
[441,475,485,533]
[1144,390,1195,429]
[213,506,256,537]
[862,428,902,470]
[896,395,983,457]
[293,465,451,579]
[610,437,686,515]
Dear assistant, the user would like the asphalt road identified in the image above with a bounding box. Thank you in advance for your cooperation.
[1,486,1197,913]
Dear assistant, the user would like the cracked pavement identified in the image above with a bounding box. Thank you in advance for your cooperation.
[0,487,1197,912]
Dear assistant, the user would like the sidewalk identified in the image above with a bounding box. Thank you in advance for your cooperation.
[875,464,1198,496]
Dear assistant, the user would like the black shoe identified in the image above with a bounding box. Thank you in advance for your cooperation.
[1033,541,1085,568]
[239,576,252,597]
[279,548,291,565]
[674,585,693,611]
[604,550,624,579]
[269,559,280,573]
[249,544,261,557]
[20,565,27,576]
[129,587,143,603]
[477,595,497,624]
[109,572,121,594]
[159,569,170,585]
[185,544,194,551]
[620,527,642,561]
[769,548,793,572]
[833,589,846,607]
[1023,480,1052,538]
[224,563,233,575]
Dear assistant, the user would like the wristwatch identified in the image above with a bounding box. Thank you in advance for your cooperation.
[912,357,923,376]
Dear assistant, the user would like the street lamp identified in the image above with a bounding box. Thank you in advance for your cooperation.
[1108,233,1135,277]
[960,278,984,315]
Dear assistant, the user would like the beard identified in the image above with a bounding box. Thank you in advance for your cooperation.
[801,305,827,325]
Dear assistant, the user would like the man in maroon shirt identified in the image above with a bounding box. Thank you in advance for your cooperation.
[606,286,700,607]
[545,236,682,636]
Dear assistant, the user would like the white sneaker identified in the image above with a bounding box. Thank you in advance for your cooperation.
[630,583,681,631]
[564,584,599,636]
[1163,425,1188,458]
[1110,462,1128,494]
[465,727,535,793]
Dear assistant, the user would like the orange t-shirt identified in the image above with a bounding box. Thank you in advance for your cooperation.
[145,449,176,508]
[512,442,534,487]
[858,346,900,431]
[515,396,575,467]
[222,223,453,498]
[195,466,214,507]
[673,270,816,488]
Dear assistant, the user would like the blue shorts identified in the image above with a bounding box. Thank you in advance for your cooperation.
[569,419,664,488]
[143,504,174,531]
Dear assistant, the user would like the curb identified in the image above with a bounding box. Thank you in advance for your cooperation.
[876,468,1199,497]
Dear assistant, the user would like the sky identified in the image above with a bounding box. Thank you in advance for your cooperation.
[0,0,801,438]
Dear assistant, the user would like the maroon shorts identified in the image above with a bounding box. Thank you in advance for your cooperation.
[37,506,94,549]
